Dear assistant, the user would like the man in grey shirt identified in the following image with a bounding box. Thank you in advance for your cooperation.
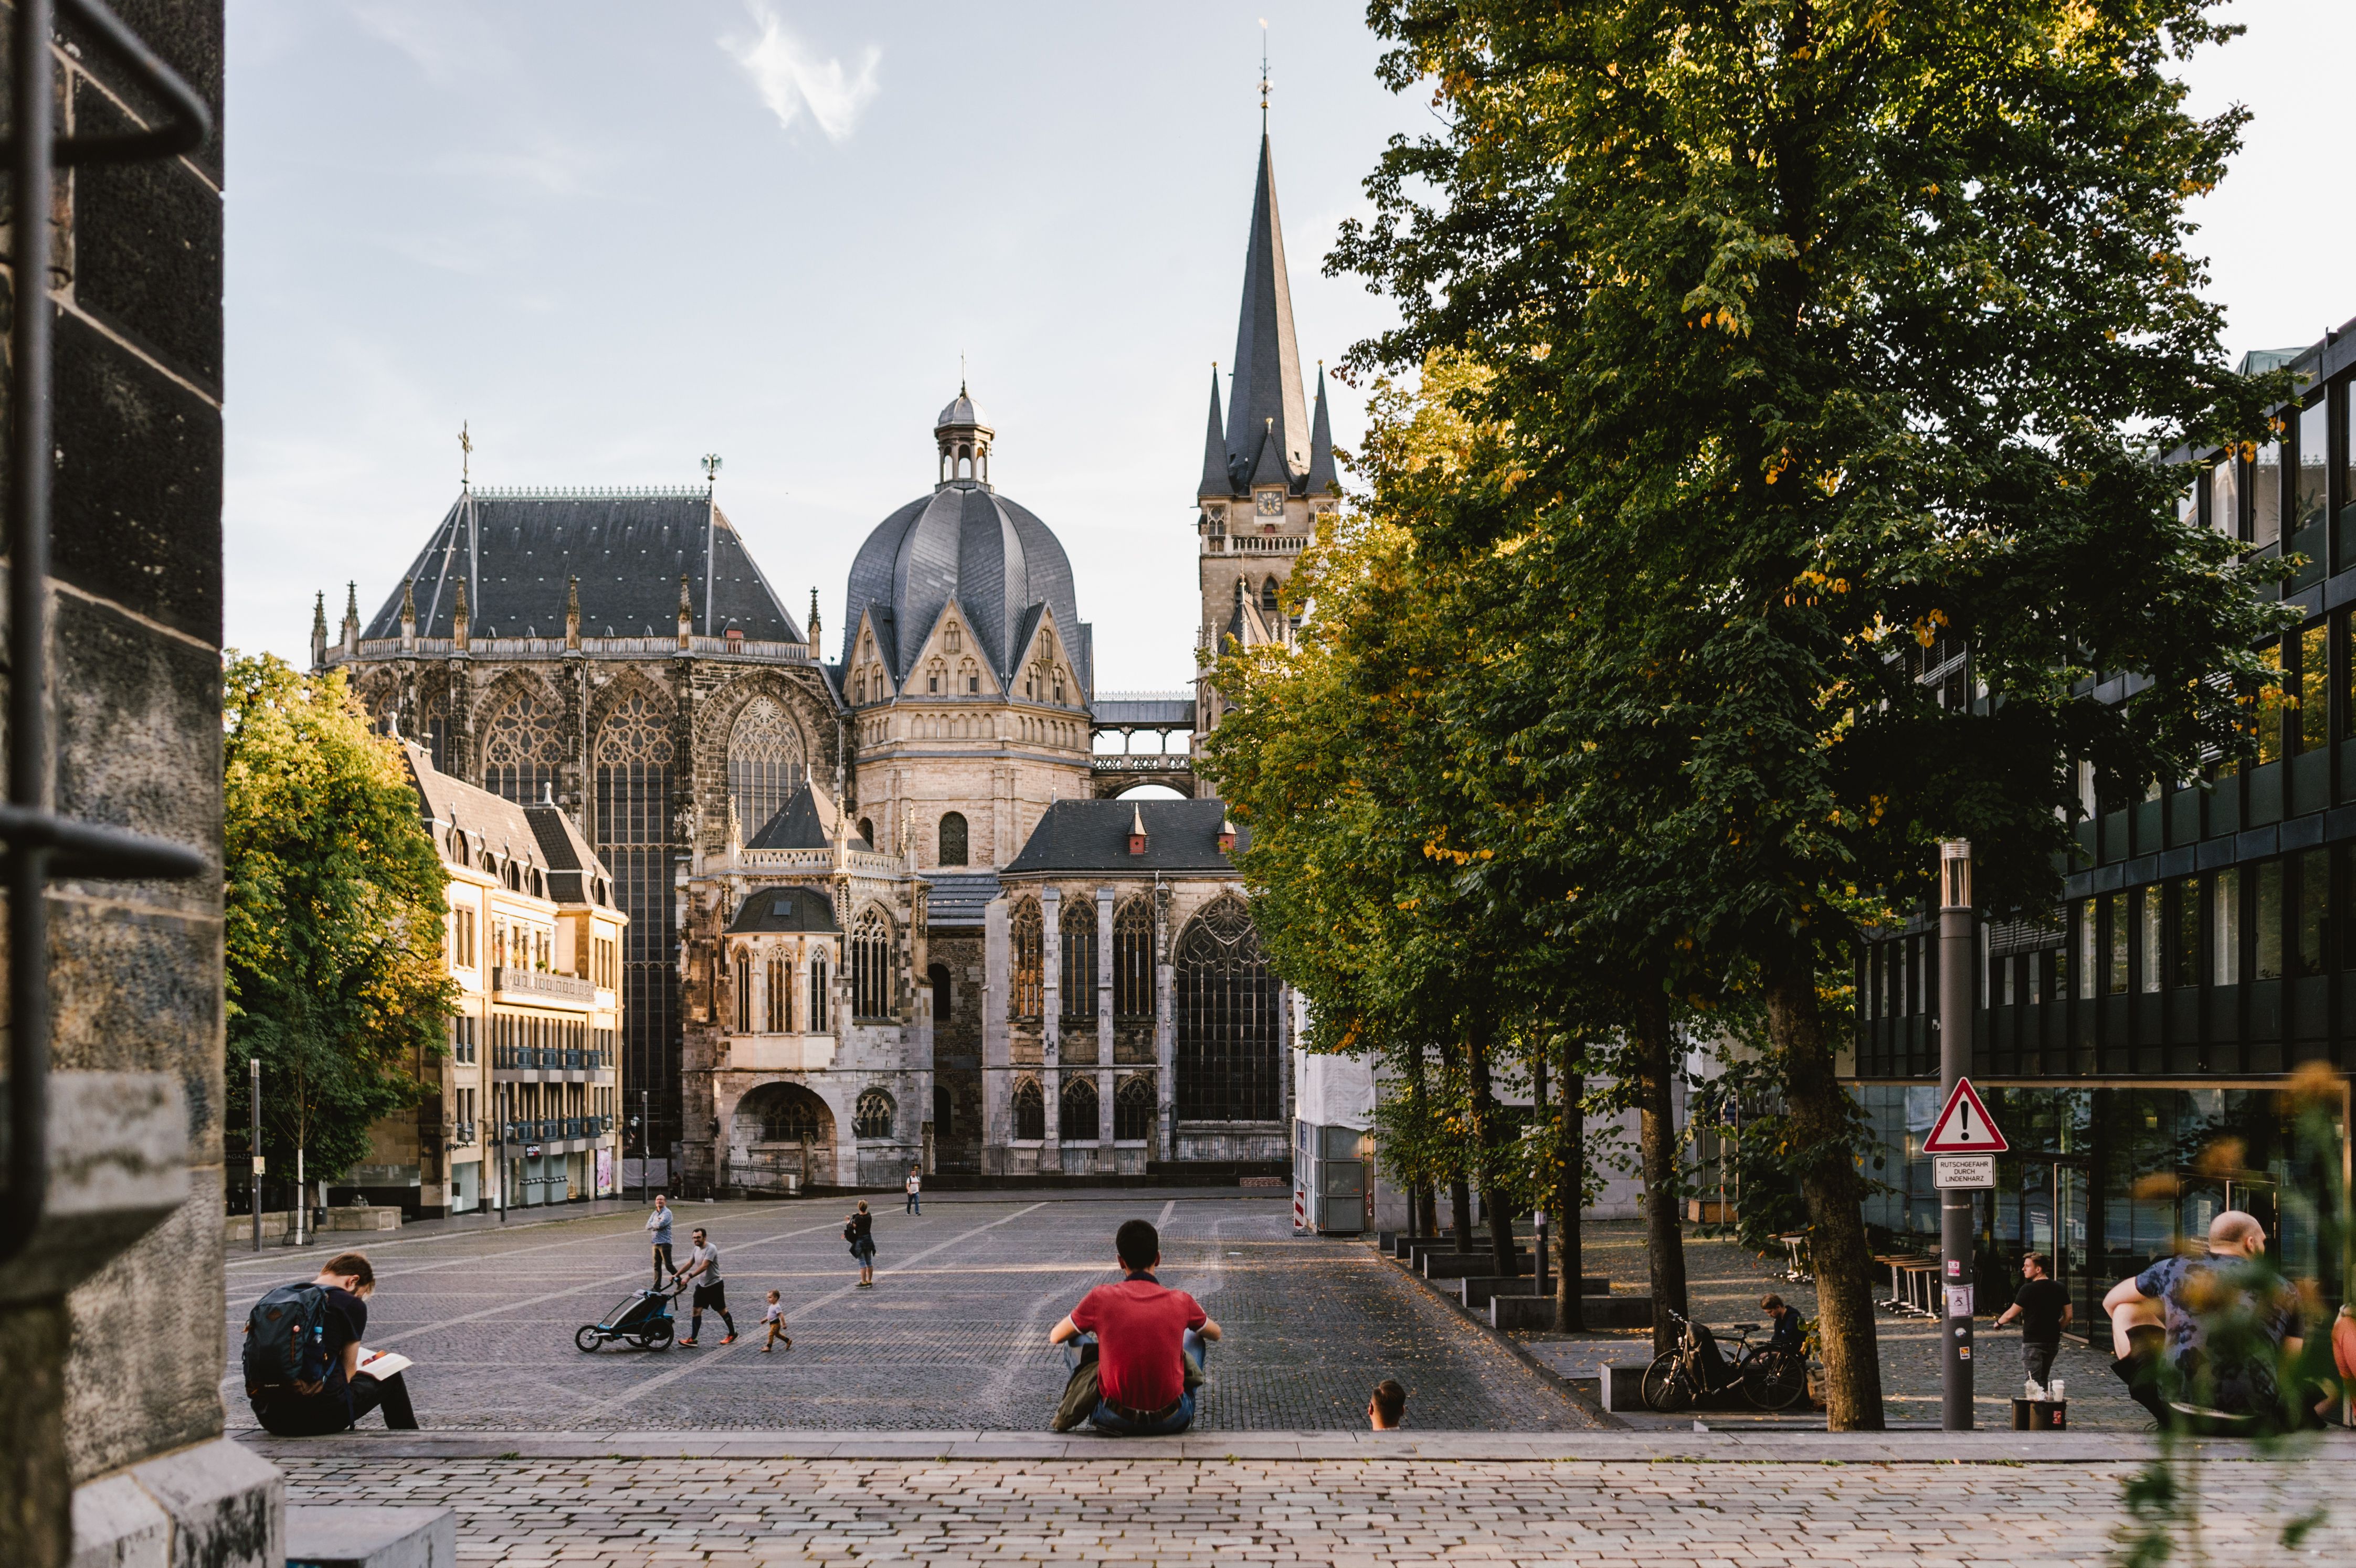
[645,1194,673,1287]
[675,1226,736,1345]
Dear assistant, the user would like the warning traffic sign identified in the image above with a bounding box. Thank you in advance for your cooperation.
[1921,1076,2009,1154]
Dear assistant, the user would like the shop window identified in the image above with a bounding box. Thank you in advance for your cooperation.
[2105,892,2129,995]
[2213,868,2241,984]
[2137,889,2160,994]
[2171,876,2200,988]
[2296,847,2329,978]
[2255,861,2285,981]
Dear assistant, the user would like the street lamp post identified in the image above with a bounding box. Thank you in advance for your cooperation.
[1938,839,1976,1431]
[249,1058,262,1254]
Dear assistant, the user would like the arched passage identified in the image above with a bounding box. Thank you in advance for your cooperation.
[728,1081,837,1192]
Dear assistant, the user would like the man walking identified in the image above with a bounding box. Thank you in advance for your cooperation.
[674,1226,737,1346]
[1048,1218,1219,1436]
[1994,1252,2072,1390]
[645,1193,674,1288]
[905,1163,922,1215]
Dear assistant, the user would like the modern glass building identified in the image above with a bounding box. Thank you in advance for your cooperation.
[1851,326,2356,1334]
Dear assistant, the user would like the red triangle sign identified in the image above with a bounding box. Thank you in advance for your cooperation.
[1921,1077,2008,1153]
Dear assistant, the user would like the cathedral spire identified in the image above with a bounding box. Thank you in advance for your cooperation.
[1223,131,1309,495]
[1305,362,1337,497]
[1197,365,1229,500]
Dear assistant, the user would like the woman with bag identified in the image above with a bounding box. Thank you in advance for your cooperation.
[844,1200,876,1288]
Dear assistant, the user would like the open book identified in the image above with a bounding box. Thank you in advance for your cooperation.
[354,1347,413,1381]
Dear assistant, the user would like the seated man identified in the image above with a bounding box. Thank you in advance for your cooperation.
[246,1252,418,1436]
[1760,1294,1805,1353]
[1049,1218,1220,1436]
[2102,1211,2300,1427]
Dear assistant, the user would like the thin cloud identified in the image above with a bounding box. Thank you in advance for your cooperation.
[723,3,880,143]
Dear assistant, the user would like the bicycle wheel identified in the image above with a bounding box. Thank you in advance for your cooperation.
[1744,1351,1806,1412]
[643,1318,674,1350]
[574,1325,604,1353]
[1641,1353,1694,1413]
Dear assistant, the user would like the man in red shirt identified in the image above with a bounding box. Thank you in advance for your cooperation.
[1050,1219,1221,1435]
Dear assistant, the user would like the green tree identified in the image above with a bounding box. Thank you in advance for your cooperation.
[222,652,454,1188]
[1333,0,2289,1427]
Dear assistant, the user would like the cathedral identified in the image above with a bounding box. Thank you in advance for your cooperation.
[319,128,1335,1193]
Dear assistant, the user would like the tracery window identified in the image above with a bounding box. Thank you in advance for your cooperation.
[1114,1075,1156,1141]
[1061,1076,1098,1143]
[1174,895,1282,1121]
[854,1089,895,1141]
[1261,577,1281,616]
[732,952,752,1034]
[765,952,789,1033]
[594,684,678,1154]
[1010,899,1043,1019]
[728,695,806,841]
[1012,1077,1044,1141]
[480,684,563,805]
[1113,899,1154,1018]
[851,907,894,1020]
[808,949,831,1033]
[939,812,968,867]
[1060,898,1098,1023]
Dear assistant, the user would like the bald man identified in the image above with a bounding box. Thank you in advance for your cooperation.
[2102,1210,2300,1425]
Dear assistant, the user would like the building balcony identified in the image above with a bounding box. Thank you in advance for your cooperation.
[492,967,596,1007]
[1202,533,1307,555]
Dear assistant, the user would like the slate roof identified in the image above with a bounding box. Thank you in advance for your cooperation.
[922,871,1002,929]
[1001,800,1247,876]
[1093,692,1195,727]
[400,741,618,909]
[726,886,841,935]
[843,476,1090,693]
[746,783,835,851]
[364,490,801,643]
[524,800,618,908]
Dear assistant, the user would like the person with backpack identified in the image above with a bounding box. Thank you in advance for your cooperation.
[844,1201,875,1288]
[242,1252,418,1435]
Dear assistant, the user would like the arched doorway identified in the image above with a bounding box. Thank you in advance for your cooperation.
[729,1082,836,1192]
[1174,896,1281,1121]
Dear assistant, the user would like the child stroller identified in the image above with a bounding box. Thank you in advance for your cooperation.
[576,1279,683,1351]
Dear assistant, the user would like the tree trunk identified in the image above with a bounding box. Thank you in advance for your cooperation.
[1557,1042,1586,1332]
[1403,1042,1428,1242]
[1440,1037,1473,1245]
[1419,1185,1439,1239]
[1630,992,1688,1358]
[1466,1018,1519,1278]
[1765,956,1885,1431]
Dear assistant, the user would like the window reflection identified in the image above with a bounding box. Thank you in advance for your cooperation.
[2297,399,2329,536]
[2211,460,2242,542]
[2296,846,2329,978]
[2171,876,2200,988]
[2253,438,2283,546]
[2213,868,2240,984]
[2106,891,2129,994]
[2254,859,2284,981]
[2138,889,2161,993]
[2255,641,2286,764]
[2300,622,2329,752]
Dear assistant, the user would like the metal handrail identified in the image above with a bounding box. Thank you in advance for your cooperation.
[0,0,212,1270]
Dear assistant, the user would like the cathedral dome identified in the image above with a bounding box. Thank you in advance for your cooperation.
[842,393,1089,699]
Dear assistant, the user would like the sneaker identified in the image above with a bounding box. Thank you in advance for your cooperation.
[720,1334,737,1345]
[759,1346,772,1354]
[677,1338,699,1347]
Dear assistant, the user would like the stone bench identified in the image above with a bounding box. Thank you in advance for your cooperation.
[1418,1251,1535,1280]
[324,1205,402,1233]
[1493,1294,1655,1332]
[287,1503,453,1567]
[1457,1274,1610,1310]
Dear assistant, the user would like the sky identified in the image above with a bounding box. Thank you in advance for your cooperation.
[223,2,2356,690]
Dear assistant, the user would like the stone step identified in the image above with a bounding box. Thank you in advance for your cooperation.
[286,1503,455,1567]
[1457,1275,1611,1310]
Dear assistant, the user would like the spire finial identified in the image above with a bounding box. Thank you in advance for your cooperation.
[458,420,472,489]
[701,452,723,489]
[1259,21,1270,131]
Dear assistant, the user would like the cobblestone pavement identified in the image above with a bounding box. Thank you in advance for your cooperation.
[270,1449,2356,1566]
[224,1193,1594,1432]
[1512,1222,2148,1429]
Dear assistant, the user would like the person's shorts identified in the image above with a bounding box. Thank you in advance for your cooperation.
[692,1282,728,1313]
[853,1240,876,1264]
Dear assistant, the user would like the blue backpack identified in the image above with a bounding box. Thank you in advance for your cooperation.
[242,1283,331,1398]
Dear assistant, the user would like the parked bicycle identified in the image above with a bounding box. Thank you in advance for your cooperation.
[1641,1307,1810,1412]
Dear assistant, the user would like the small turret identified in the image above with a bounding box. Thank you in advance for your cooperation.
[341,582,360,658]
[399,577,417,651]
[1128,806,1148,856]
[807,587,822,661]
[1198,366,1230,501]
[1305,364,1338,497]
[310,590,328,669]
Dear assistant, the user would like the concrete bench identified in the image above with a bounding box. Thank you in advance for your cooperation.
[324,1205,402,1233]
[1418,1251,1535,1280]
[1457,1275,1611,1310]
[1598,1362,1650,1412]
[287,1504,454,1567]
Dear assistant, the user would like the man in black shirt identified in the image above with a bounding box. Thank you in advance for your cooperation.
[248,1252,419,1436]
[1995,1252,2073,1389]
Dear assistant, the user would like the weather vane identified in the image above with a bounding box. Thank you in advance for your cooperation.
[1259,20,1270,129]
[701,452,723,488]
[458,420,472,489]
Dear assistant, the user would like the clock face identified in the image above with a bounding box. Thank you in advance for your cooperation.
[1255,489,1284,516]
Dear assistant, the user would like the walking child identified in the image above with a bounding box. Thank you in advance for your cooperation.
[760,1290,791,1353]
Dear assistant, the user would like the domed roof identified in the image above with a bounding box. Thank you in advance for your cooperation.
[843,479,1088,696]
[936,387,988,430]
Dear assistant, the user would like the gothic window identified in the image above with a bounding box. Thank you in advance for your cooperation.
[928,961,951,1021]
[1060,899,1098,1023]
[480,684,563,804]
[1113,899,1154,1018]
[1175,896,1282,1121]
[1010,899,1043,1019]
[927,660,943,694]
[854,1089,895,1141]
[732,951,752,1034]
[744,1083,828,1143]
[939,812,968,867]
[728,695,806,840]
[851,907,894,1019]
[593,685,678,1153]
[1061,1076,1098,1142]
[765,952,789,1033]
[1115,1075,1156,1141]
[808,949,831,1033]
[1012,1077,1044,1141]
[934,1083,953,1136]
[1261,577,1281,616]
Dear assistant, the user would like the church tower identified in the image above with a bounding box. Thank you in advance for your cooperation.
[1193,129,1338,766]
